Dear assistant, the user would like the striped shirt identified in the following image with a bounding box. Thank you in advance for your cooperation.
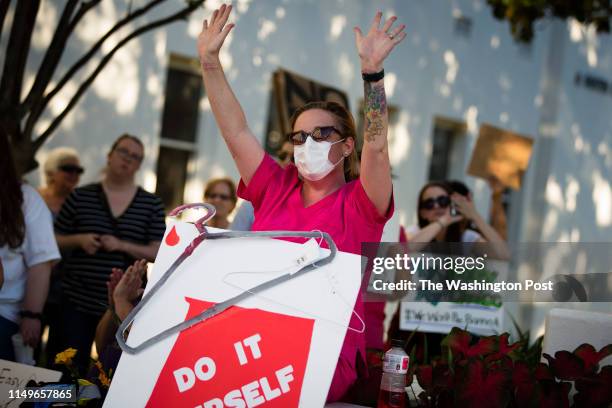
[55,183,166,315]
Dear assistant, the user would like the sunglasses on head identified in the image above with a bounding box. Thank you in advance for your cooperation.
[420,195,451,210]
[58,164,84,175]
[206,193,232,201]
[287,126,340,145]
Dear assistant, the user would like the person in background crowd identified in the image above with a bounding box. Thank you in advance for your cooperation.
[51,134,166,375]
[407,181,510,259]
[198,4,405,400]
[447,178,509,240]
[94,258,146,381]
[203,177,237,229]
[230,140,294,231]
[388,180,509,360]
[38,147,83,216]
[38,147,83,365]
[0,129,60,361]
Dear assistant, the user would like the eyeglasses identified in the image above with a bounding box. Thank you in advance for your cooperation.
[420,195,451,210]
[205,193,233,201]
[287,126,340,145]
[114,147,143,163]
[58,164,84,175]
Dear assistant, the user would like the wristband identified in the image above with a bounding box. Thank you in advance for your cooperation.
[19,310,43,320]
[362,69,384,82]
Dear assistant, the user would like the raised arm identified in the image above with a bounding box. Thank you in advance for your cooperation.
[354,12,406,216]
[197,4,264,184]
[451,193,511,260]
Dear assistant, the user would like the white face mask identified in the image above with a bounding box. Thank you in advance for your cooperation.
[294,137,346,181]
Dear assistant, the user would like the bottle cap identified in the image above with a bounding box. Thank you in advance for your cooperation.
[391,339,405,349]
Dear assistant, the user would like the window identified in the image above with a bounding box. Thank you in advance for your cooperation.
[155,53,202,211]
[427,116,467,181]
[265,68,350,157]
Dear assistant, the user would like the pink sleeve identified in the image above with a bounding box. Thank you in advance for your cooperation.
[350,179,395,225]
[399,225,408,243]
[326,341,359,402]
[237,154,282,210]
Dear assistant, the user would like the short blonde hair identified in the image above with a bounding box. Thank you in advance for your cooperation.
[43,147,80,183]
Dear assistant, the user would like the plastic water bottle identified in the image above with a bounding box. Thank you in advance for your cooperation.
[377,339,408,408]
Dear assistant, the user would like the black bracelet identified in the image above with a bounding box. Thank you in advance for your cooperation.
[19,310,43,320]
[362,69,384,82]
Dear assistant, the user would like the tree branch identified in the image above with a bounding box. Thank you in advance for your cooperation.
[0,0,40,111]
[33,0,205,151]
[0,0,10,44]
[20,0,79,114]
[24,0,164,139]
[29,0,165,123]
[21,0,102,136]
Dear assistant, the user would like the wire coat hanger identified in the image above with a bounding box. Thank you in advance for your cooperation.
[116,203,345,354]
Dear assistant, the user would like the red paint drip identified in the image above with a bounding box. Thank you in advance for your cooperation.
[165,225,180,246]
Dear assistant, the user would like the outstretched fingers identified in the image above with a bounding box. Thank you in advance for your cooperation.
[219,22,235,43]
[368,11,382,33]
[217,4,232,30]
[210,9,219,26]
[392,31,407,45]
[389,24,406,38]
[353,26,363,44]
[381,16,397,33]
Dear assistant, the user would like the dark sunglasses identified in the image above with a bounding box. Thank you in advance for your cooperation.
[420,195,451,210]
[287,126,340,145]
[206,193,232,201]
[58,164,84,175]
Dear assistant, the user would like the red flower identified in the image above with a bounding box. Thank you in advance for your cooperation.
[512,361,536,406]
[538,380,571,408]
[543,351,584,380]
[441,327,497,358]
[455,359,511,408]
[416,365,433,390]
[573,343,612,375]
[574,365,612,407]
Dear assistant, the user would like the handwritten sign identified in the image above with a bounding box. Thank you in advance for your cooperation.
[0,359,62,408]
[104,221,362,407]
[399,302,504,336]
[467,123,533,190]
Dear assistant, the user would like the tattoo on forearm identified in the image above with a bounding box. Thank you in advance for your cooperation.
[364,81,387,143]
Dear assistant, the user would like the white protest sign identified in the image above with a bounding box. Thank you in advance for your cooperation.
[0,359,62,408]
[104,220,362,408]
[392,255,508,336]
[399,302,504,335]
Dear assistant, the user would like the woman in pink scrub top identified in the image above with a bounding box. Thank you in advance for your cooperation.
[197,4,406,401]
